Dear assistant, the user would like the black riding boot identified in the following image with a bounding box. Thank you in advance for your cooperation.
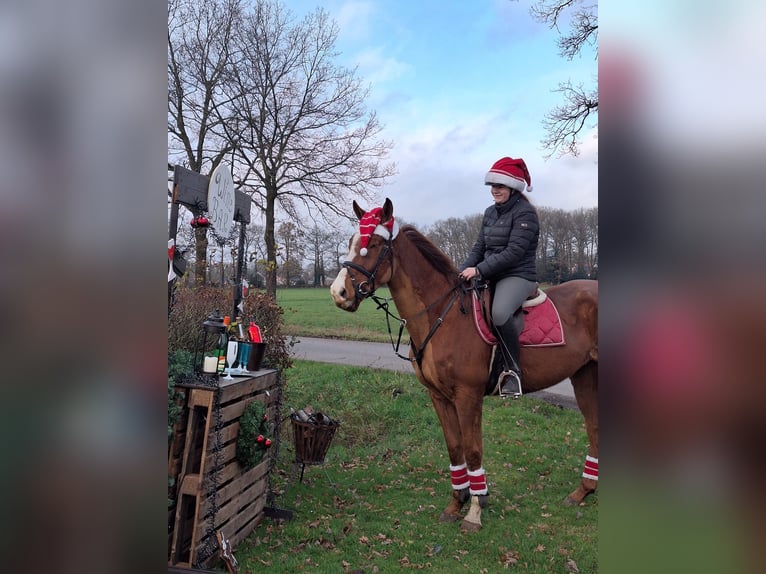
[495,320,522,398]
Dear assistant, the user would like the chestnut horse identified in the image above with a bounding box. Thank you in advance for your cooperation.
[330,199,598,532]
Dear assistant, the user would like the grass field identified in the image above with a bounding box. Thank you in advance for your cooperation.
[262,288,739,574]
[213,286,599,572]
[233,358,598,573]
[278,287,395,342]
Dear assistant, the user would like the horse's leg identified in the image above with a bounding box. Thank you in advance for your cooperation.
[453,393,487,532]
[428,392,469,522]
[567,361,599,505]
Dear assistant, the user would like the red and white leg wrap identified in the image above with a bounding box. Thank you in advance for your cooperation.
[450,463,469,491]
[467,467,488,496]
[582,455,599,481]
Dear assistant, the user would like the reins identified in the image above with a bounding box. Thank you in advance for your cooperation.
[369,283,464,369]
[343,235,478,370]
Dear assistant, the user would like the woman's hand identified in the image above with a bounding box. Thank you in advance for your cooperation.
[459,267,480,281]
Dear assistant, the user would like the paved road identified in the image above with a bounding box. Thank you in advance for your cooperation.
[290,336,578,410]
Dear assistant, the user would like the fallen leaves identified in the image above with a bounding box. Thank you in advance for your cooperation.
[501,549,520,568]
[565,558,581,573]
[373,532,393,545]
[398,555,432,569]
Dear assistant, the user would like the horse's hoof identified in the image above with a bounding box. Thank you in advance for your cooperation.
[565,485,595,506]
[460,519,481,533]
[439,512,461,523]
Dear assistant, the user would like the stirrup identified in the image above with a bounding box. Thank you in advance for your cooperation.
[495,370,522,399]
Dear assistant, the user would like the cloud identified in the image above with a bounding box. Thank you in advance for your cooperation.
[534,137,599,211]
[336,0,377,41]
[301,0,598,227]
[353,47,412,88]
[378,120,598,227]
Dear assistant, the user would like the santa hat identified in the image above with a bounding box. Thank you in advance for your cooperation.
[358,206,398,256]
[484,157,532,192]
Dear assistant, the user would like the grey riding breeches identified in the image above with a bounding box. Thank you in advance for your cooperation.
[491,276,537,329]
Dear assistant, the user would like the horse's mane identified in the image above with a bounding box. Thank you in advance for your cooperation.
[400,225,458,280]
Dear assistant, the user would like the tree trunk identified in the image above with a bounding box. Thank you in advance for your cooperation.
[194,227,208,285]
[264,183,278,299]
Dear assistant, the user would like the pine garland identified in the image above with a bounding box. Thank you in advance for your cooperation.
[236,400,272,469]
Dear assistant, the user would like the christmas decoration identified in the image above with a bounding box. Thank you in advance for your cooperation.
[236,400,272,469]
[168,239,177,282]
[190,215,210,228]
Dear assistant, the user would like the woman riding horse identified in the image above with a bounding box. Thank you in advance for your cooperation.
[331,198,598,532]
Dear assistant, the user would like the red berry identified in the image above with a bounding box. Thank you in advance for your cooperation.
[265,439,272,447]
[256,435,264,443]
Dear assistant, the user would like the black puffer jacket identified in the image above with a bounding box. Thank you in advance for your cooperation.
[461,195,539,281]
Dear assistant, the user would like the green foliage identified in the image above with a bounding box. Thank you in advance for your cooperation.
[168,350,193,509]
[167,349,193,442]
[237,400,272,470]
[278,287,395,342]
[235,360,598,573]
[168,284,293,372]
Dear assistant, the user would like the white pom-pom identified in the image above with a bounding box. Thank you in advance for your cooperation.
[527,184,533,192]
[360,247,368,256]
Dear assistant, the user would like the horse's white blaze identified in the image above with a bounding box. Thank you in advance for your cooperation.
[330,233,360,308]
[330,269,351,307]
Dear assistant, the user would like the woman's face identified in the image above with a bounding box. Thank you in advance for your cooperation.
[489,183,512,204]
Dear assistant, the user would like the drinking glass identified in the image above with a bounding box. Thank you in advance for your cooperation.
[224,340,238,380]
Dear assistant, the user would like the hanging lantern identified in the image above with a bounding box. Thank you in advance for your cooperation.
[193,310,228,375]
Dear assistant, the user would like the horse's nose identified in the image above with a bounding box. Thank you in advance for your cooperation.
[330,271,350,306]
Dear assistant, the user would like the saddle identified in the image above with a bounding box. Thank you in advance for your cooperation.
[470,282,565,347]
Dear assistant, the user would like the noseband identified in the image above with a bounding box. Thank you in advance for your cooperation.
[342,237,393,301]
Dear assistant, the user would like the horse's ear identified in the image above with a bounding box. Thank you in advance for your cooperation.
[381,197,393,222]
[352,200,366,220]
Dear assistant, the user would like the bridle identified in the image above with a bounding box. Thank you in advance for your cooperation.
[341,233,469,370]
[341,235,394,302]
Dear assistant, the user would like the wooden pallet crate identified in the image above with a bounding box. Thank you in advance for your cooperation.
[168,369,281,570]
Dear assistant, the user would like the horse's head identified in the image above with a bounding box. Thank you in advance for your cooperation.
[330,198,398,311]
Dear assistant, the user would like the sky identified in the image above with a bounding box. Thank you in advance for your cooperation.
[285,0,598,228]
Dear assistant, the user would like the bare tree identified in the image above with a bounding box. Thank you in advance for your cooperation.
[276,221,305,287]
[536,205,597,282]
[529,0,598,157]
[168,0,243,283]
[584,206,598,276]
[425,214,483,267]
[240,222,264,283]
[220,1,396,297]
[570,207,596,277]
[305,223,337,287]
[209,225,239,286]
[536,205,556,279]
[328,225,355,281]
